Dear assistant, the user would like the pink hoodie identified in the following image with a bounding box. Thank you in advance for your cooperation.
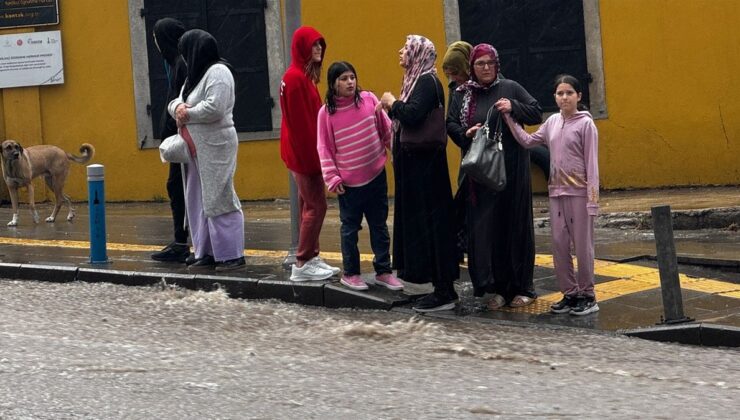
[504,110,599,215]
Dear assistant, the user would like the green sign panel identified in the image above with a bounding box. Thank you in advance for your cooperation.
[0,0,59,29]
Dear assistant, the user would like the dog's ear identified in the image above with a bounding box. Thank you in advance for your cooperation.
[17,144,22,153]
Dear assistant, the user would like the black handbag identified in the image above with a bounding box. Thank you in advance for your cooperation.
[460,106,507,191]
[399,75,447,150]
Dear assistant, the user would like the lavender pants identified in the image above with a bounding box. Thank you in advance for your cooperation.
[185,157,244,262]
[549,195,595,298]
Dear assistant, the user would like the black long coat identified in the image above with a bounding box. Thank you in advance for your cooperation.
[446,79,542,299]
[390,74,459,286]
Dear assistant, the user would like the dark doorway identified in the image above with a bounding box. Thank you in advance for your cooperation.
[458,0,590,112]
[142,0,272,138]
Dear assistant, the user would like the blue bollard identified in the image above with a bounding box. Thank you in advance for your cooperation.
[87,164,108,263]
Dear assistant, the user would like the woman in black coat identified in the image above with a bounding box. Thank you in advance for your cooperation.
[380,35,459,313]
[446,43,542,309]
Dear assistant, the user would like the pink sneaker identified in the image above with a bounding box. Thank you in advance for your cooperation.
[372,273,404,290]
[340,274,368,291]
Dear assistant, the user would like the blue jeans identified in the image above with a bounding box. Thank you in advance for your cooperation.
[337,170,391,276]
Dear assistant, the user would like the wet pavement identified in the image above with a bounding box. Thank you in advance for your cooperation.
[2,280,739,419]
[0,186,738,340]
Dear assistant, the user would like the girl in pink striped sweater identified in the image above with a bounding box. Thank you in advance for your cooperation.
[317,61,404,291]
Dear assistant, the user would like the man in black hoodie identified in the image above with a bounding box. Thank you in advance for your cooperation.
[151,18,190,263]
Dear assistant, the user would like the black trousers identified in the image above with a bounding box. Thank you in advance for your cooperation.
[166,163,188,244]
[337,170,391,276]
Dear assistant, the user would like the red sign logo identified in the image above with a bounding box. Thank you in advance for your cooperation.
[16,39,22,46]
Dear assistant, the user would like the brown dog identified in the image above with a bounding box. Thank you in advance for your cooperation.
[1,140,95,227]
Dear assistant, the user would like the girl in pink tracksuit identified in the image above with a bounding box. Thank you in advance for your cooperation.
[497,74,600,316]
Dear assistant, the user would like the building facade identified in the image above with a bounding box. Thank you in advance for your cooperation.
[0,0,737,203]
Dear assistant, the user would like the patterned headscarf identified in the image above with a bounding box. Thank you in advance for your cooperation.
[442,41,472,80]
[456,43,500,128]
[399,35,438,102]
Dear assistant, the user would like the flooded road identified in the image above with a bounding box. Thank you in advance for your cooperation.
[1,280,738,419]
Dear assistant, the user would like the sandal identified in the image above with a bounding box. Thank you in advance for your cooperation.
[509,295,536,308]
[487,294,506,310]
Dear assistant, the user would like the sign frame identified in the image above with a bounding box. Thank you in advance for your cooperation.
[0,0,59,29]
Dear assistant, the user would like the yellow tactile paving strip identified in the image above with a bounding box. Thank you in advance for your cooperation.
[492,255,739,315]
[0,237,737,312]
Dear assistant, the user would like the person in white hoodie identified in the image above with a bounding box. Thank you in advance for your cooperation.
[497,74,600,316]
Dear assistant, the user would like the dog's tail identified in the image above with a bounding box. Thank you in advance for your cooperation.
[67,143,95,164]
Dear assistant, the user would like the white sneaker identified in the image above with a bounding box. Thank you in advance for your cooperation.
[310,256,341,275]
[290,262,334,282]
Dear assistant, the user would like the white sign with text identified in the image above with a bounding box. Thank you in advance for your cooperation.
[0,30,63,89]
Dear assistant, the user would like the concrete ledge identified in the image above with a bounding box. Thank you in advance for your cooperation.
[256,278,325,306]
[622,323,740,347]
[0,262,22,279]
[193,274,260,299]
[599,207,740,230]
[18,264,78,283]
[323,283,393,310]
[77,268,162,287]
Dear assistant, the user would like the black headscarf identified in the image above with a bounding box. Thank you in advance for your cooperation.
[179,29,232,101]
[153,18,187,139]
[153,18,185,66]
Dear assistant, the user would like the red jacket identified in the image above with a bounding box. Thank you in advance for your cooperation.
[279,26,326,175]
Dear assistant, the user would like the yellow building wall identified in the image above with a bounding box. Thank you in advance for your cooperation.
[598,0,740,187]
[1,1,735,205]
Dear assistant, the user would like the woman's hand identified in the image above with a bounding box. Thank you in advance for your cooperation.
[335,184,345,195]
[465,123,482,138]
[494,98,512,114]
[175,103,191,127]
[380,92,396,111]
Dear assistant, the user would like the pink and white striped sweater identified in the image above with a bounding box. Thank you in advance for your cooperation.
[316,91,392,192]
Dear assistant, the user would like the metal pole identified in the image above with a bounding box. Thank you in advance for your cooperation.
[87,164,108,264]
[651,205,692,324]
[282,0,301,269]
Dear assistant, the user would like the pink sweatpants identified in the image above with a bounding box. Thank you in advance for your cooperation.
[549,195,595,298]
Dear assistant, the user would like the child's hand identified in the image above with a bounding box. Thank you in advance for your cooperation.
[335,184,345,195]
[494,98,511,113]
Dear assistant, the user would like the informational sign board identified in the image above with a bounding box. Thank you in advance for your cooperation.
[0,0,59,29]
[0,30,63,88]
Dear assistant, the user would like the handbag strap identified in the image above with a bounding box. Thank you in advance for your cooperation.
[431,74,443,109]
[483,104,503,135]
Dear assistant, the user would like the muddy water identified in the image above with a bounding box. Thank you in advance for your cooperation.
[1,280,738,419]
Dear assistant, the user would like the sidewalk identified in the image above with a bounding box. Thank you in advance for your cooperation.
[0,186,738,345]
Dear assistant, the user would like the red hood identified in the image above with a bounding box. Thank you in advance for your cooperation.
[290,26,325,68]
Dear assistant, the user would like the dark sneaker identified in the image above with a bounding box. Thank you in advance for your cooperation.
[185,253,197,266]
[151,242,190,262]
[188,255,216,269]
[215,257,246,272]
[412,292,458,313]
[570,297,600,316]
[550,295,578,314]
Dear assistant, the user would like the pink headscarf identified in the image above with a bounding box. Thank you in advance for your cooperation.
[399,35,438,102]
[457,43,501,128]
[469,43,499,83]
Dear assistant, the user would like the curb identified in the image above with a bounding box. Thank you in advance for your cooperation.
[0,262,406,311]
[622,323,740,347]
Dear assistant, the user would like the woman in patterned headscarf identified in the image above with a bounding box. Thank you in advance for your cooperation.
[379,35,459,313]
[446,43,543,309]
